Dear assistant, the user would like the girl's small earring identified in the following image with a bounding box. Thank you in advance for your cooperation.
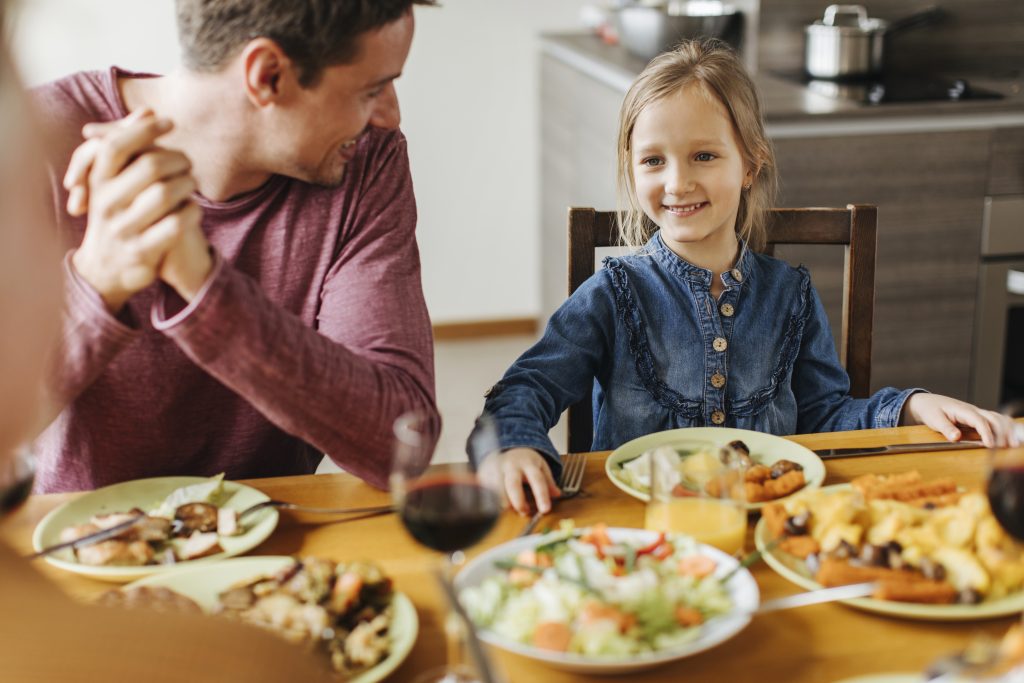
[743,183,752,191]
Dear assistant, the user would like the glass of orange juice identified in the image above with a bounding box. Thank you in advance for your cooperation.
[644,444,747,555]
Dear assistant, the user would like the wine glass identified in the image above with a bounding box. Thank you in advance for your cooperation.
[0,445,35,516]
[390,410,502,683]
[987,447,1024,541]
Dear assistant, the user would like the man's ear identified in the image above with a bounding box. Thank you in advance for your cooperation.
[241,38,294,108]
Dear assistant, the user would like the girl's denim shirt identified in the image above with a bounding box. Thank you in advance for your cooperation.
[473,233,919,476]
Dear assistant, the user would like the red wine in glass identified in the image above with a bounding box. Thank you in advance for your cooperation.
[987,463,1024,540]
[391,411,503,683]
[400,476,501,554]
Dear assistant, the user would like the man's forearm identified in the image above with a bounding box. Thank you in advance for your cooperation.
[154,260,437,488]
[51,252,141,409]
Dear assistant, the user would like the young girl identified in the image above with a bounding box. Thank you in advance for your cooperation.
[471,39,1019,515]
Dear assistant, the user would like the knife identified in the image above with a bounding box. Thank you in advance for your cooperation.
[706,581,880,624]
[30,513,144,559]
[813,440,985,459]
[754,581,880,614]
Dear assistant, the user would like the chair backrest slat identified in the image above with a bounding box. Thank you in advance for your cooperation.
[565,205,877,454]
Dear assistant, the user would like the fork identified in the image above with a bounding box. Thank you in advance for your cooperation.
[237,500,395,522]
[518,452,587,537]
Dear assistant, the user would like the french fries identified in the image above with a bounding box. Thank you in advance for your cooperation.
[764,471,1024,604]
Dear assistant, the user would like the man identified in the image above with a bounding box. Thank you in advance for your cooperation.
[32,0,439,492]
[0,7,337,676]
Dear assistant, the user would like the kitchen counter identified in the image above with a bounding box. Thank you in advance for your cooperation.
[543,33,1024,138]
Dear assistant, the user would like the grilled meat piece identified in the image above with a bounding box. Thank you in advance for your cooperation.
[98,586,202,614]
[76,539,154,566]
[87,511,171,542]
[180,531,223,560]
[59,522,102,545]
[219,585,257,611]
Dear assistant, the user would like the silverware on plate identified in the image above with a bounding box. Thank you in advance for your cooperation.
[31,501,394,559]
[753,581,879,614]
[30,514,145,559]
[813,440,984,459]
[237,500,395,521]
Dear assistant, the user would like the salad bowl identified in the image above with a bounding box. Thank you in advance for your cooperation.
[454,526,759,674]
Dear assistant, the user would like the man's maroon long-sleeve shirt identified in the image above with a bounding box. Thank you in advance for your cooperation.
[32,68,437,493]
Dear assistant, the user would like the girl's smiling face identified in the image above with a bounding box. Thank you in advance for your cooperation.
[631,83,754,266]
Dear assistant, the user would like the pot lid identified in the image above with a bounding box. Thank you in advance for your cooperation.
[810,4,886,32]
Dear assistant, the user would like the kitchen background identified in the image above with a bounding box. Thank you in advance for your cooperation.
[9,0,596,328]
[8,0,1024,459]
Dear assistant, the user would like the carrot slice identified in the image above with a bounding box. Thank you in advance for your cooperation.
[675,606,704,627]
[533,621,573,652]
[677,554,717,578]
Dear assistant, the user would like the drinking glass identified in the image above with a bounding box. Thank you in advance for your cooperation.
[644,443,747,555]
[0,445,35,515]
[986,447,1024,542]
[390,410,502,683]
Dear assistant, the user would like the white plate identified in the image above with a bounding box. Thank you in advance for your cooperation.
[32,476,278,582]
[754,484,1024,621]
[454,527,760,674]
[604,427,826,510]
[123,556,418,683]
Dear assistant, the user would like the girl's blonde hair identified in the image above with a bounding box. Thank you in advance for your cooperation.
[616,38,778,251]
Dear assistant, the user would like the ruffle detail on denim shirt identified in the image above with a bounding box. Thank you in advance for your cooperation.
[728,265,814,416]
[604,257,702,420]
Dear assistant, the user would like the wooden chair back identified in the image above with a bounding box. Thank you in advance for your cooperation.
[565,205,878,454]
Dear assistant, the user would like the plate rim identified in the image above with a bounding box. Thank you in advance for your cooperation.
[604,427,826,510]
[32,475,279,581]
[753,483,1024,621]
[124,555,418,683]
[454,526,760,672]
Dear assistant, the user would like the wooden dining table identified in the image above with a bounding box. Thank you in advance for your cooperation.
[2,423,1020,682]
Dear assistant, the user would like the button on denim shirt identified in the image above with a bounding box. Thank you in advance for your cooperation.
[474,233,918,476]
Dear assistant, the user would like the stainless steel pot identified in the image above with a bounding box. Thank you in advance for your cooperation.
[803,4,942,80]
[617,1,741,62]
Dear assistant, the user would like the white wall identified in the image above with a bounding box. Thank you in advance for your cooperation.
[9,0,595,325]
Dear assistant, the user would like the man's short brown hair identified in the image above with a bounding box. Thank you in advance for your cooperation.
[175,0,436,87]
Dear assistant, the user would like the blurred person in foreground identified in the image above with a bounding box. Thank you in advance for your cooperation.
[0,9,336,681]
[32,0,439,493]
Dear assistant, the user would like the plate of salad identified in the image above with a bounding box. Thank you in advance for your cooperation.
[455,523,759,674]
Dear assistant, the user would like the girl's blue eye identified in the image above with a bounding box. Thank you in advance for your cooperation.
[695,152,716,162]
[641,157,663,167]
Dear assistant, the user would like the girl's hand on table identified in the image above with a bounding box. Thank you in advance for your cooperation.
[901,393,1021,447]
[479,448,561,516]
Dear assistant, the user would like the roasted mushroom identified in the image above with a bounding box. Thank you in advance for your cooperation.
[174,502,220,535]
[769,459,804,479]
[719,440,754,468]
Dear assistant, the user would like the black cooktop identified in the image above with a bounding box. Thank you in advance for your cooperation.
[780,72,1004,105]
